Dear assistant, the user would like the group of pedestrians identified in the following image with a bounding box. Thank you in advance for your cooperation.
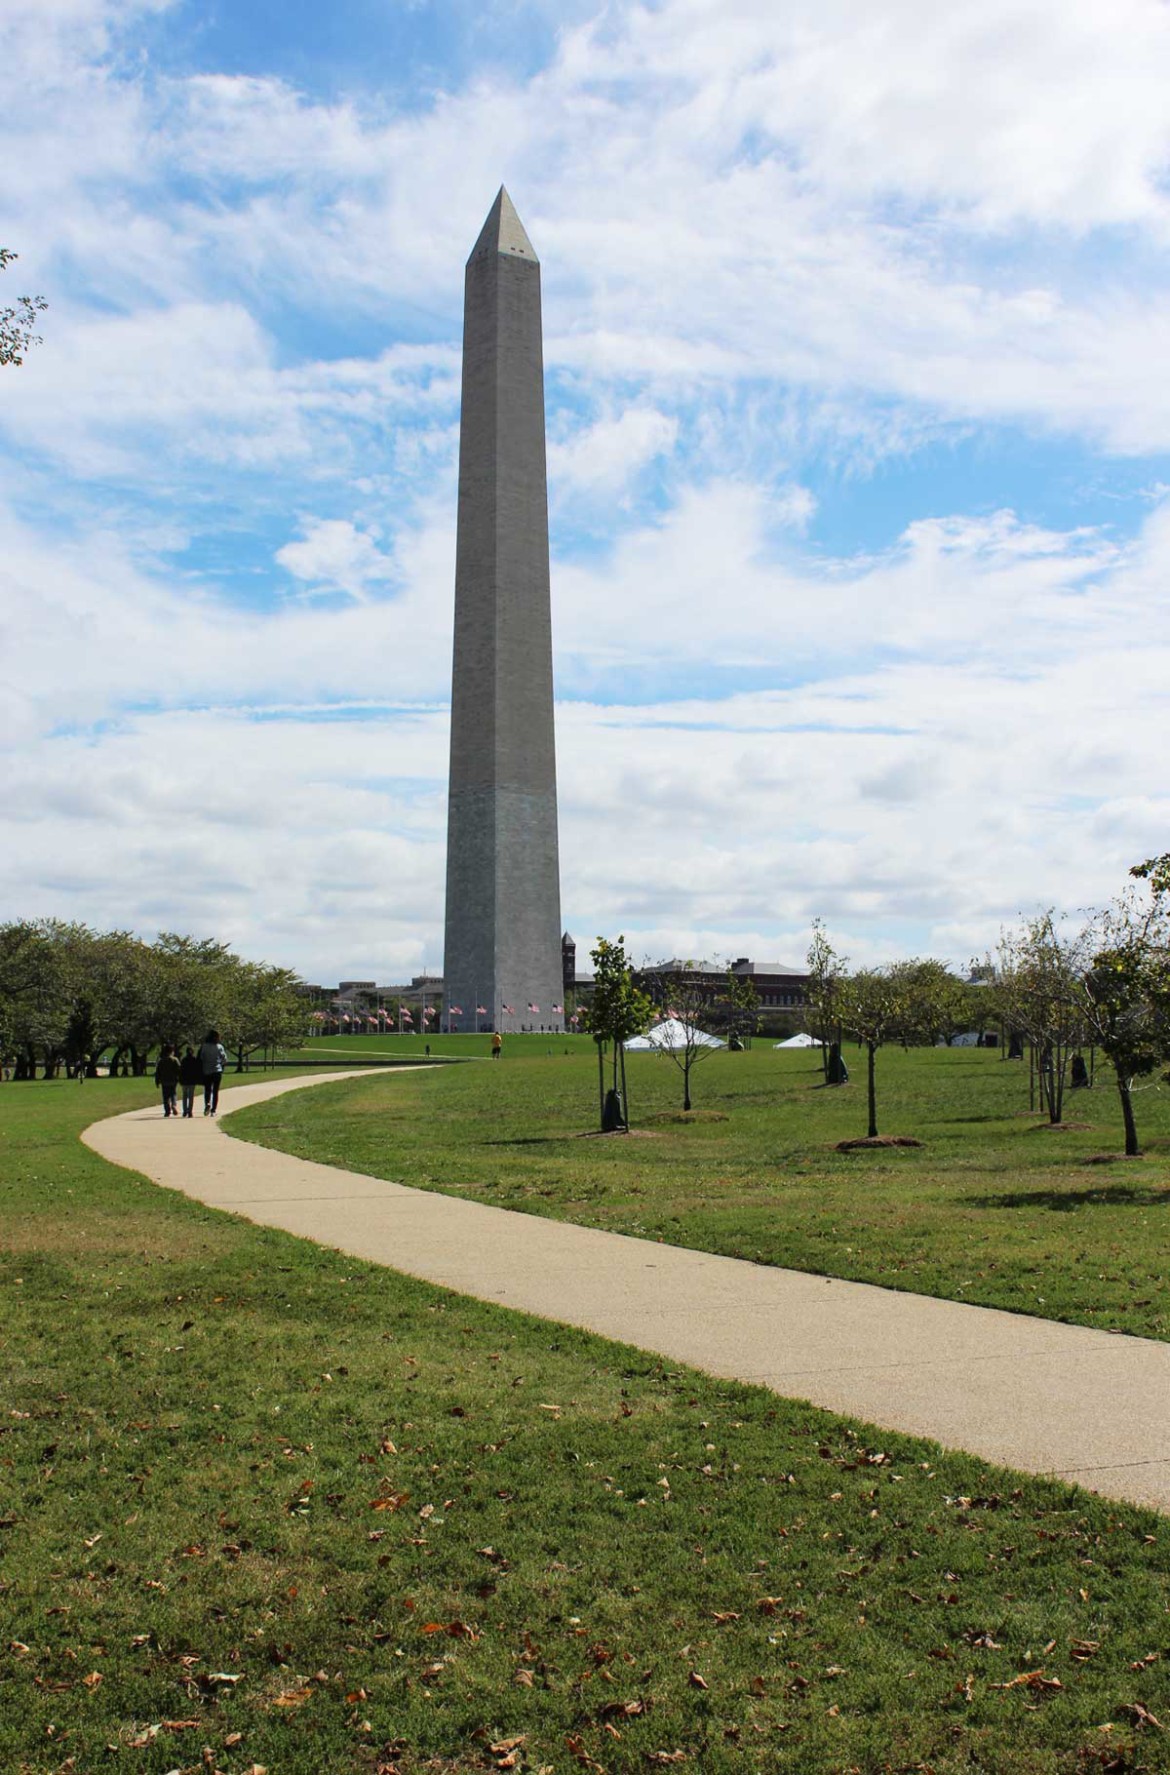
[153,1030,227,1119]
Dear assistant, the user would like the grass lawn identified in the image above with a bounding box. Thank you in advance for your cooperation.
[3,1079,1170,1773]
[230,1042,1170,1343]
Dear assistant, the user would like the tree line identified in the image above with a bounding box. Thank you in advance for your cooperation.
[804,854,1170,1153]
[0,921,306,1080]
[582,853,1170,1155]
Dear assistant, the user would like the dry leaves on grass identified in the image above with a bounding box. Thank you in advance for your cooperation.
[421,1619,480,1641]
[370,1491,410,1512]
[1121,1702,1163,1729]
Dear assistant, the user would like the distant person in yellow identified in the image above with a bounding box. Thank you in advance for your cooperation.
[491,1032,502,1059]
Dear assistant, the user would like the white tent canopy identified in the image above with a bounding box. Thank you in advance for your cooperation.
[626,1017,723,1052]
[774,1032,818,1049]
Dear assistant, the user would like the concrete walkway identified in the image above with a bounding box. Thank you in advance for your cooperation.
[83,1070,1170,1515]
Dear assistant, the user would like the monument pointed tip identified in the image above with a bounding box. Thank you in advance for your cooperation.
[469,186,538,265]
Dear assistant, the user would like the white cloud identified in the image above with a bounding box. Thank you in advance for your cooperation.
[276,518,397,602]
[4,483,1169,978]
[3,1,1170,977]
[549,406,678,496]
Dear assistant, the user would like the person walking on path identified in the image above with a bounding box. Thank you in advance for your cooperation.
[491,1032,502,1060]
[153,1044,181,1118]
[199,1029,227,1115]
[178,1044,201,1118]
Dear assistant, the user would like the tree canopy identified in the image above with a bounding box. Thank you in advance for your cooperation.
[0,921,306,1079]
[0,249,47,367]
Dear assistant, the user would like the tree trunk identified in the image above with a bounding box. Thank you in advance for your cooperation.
[683,1052,692,1112]
[1116,1068,1140,1157]
[618,1042,629,1130]
[596,1039,605,1130]
[867,1041,878,1139]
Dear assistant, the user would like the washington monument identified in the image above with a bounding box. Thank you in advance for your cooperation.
[442,188,564,1033]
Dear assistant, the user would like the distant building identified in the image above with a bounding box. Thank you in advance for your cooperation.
[728,958,807,1012]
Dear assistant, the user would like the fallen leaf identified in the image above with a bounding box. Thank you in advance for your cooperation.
[1070,1639,1100,1661]
[82,1671,103,1690]
[272,1686,313,1707]
[514,1669,534,1687]
[370,1492,410,1512]
[687,1670,708,1690]
[564,1733,605,1771]
[991,1671,1062,1693]
[755,1597,784,1615]
[712,1611,740,1625]
[1121,1702,1163,1730]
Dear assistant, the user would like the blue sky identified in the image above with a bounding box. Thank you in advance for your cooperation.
[2,0,1170,983]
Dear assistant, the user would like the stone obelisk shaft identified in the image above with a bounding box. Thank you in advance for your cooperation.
[443,189,563,1032]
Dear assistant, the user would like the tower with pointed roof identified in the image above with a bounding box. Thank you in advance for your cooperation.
[442,189,564,1033]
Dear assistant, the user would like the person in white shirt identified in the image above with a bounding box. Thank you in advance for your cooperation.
[199,1028,227,1115]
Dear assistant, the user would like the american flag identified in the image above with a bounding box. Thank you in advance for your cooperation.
[502,1003,514,1015]
[402,1010,413,1023]
[450,1005,463,1016]
[528,1003,539,1013]
[552,1003,563,1014]
[476,1005,487,1015]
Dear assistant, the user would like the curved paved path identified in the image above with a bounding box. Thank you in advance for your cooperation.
[83,1070,1170,1514]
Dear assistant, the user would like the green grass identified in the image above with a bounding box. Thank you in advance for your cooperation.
[3,1078,1170,1772]
[230,1044,1170,1344]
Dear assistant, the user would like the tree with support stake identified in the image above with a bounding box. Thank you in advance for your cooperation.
[582,937,651,1131]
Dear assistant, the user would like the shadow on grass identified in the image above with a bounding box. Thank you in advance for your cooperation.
[965,1184,1170,1212]
[482,1135,582,1147]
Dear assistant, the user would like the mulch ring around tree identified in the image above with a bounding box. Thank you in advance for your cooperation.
[835,1135,923,1151]
[1024,1121,1094,1133]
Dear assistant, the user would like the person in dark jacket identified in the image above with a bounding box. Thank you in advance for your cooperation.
[154,1044,181,1118]
[199,1029,227,1116]
[178,1045,201,1118]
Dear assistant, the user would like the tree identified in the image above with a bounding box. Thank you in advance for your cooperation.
[641,962,752,1111]
[1132,853,1170,897]
[889,957,973,1048]
[838,967,905,1139]
[804,919,847,1080]
[218,960,305,1072]
[0,250,47,367]
[997,913,1091,1125]
[0,919,80,1077]
[581,937,652,1129]
[1081,886,1170,1156]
